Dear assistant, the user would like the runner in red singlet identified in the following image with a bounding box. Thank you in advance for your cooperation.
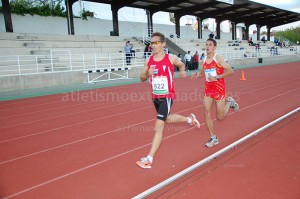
[192,38,239,147]
[136,32,201,169]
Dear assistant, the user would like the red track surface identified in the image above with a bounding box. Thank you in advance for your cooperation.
[0,62,299,198]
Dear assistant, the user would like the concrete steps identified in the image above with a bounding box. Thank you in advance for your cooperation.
[0,32,146,56]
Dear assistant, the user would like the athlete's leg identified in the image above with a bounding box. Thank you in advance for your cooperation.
[203,96,215,137]
[166,113,200,128]
[215,97,231,120]
[165,113,188,124]
[147,99,170,158]
[136,99,168,168]
[149,99,200,156]
[149,119,165,157]
[137,98,199,168]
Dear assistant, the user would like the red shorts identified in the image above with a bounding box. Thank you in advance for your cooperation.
[205,82,226,100]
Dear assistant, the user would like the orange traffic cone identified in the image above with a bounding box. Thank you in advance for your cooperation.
[240,70,246,80]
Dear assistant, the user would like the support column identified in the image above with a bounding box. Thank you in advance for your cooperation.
[65,0,75,35]
[197,17,202,39]
[267,25,271,41]
[111,3,120,36]
[256,25,261,41]
[146,10,153,37]
[245,24,249,40]
[216,19,221,40]
[2,0,13,32]
[231,21,236,40]
[175,13,181,38]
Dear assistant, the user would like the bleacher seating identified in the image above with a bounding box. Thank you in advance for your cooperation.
[168,37,281,60]
[0,32,146,56]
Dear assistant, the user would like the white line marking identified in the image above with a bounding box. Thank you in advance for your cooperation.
[0,100,149,129]
[0,105,200,164]
[1,87,298,165]
[0,105,152,143]
[132,107,300,199]
[2,84,299,198]
[1,88,298,199]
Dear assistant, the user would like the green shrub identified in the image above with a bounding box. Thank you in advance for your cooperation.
[0,0,67,17]
[274,27,300,44]
[0,0,94,19]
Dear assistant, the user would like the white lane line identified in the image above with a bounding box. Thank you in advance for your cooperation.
[132,107,300,199]
[2,90,299,198]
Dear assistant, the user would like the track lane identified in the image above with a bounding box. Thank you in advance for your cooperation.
[0,62,299,198]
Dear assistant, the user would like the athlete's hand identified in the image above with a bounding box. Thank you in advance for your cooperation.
[148,67,154,76]
[179,71,186,78]
[191,72,198,79]
[207,76,217,82]
[207,76,214,82]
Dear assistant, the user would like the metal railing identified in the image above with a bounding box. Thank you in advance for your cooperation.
[217,46,299,60]
[0,47,298,77]
[0,51,149,77]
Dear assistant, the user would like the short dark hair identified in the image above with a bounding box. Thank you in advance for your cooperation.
[206,38,217,46]
[151,32,166,43]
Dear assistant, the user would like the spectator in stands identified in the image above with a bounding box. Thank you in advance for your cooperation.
[176,53,182,71]
[209,32,214,39]
[191,38,239,148]
[136,32,200,169]
[261,36,267,43]
[193,51,199,70]
[200,53,205,61]
[255,43,260,50]
[129,41,136,57]
[164,47,169,54]
[270,46,275,56]
[184,51,192,71]
[178,53,182,62]
[283,41,288,48]
[124,41,132,65]
[275,47,278,55]
[248,37,254,46]
[274,38,279,45]
[144,43,151,58]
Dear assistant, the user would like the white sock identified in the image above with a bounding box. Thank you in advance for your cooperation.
[147,155,153,163]
[211,135,217,139]
[187,117,192,124]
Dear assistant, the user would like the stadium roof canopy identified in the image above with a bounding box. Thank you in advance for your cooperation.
[86,0,300,28]
[2,0,300,38]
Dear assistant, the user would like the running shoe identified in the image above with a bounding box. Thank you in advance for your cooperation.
[227,97,239,112]
[136,157,152,169]
[190,113,201,128]
[205,137,219,147]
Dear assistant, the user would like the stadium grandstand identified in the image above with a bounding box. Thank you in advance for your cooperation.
[0,2,300,198]
[0,0,300,93]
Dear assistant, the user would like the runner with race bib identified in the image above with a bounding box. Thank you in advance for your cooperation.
[136,32,201,169]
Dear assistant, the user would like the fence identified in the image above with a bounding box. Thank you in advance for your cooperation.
[0,47,298,77]
[0,51,149,77]
[217,46,299,60]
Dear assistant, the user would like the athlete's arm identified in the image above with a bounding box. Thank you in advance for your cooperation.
[191,60,204,79]
[170,55,185,72]
[215,55,234,80]
[170,55,186,78]
[140,58,153,82]
[197,61,205,78]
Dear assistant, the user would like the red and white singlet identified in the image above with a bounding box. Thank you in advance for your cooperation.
[148,54,176,99]
[203,53,226,100]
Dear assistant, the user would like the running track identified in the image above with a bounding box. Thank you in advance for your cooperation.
[0,62,299,198]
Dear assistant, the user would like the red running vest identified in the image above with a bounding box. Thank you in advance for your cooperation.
[148,54,176,99]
